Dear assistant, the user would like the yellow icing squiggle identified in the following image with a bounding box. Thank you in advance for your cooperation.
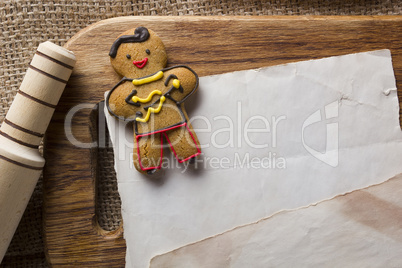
[132,90,162,103]
[136,96,166,123]
[132,71,164,86]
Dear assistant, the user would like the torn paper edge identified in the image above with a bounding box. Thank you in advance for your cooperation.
[150,172,402,264]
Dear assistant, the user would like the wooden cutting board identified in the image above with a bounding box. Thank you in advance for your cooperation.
[43,16,402,267]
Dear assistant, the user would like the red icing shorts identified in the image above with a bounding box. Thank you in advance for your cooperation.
[135,122,201,171]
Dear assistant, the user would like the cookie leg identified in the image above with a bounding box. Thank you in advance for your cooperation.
[134,132,163,173]
[164,123,201,163]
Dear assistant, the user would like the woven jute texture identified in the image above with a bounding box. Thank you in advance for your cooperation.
[1,0,401,267]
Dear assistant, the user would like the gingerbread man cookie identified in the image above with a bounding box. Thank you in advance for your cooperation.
[106,27,201,174]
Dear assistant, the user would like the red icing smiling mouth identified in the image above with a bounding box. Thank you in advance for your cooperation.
[133,58,148,69]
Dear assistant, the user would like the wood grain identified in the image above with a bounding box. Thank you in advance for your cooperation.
[43,16,402,267]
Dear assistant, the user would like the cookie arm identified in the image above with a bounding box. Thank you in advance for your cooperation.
[162,65,199,105]
[106,77,138,121]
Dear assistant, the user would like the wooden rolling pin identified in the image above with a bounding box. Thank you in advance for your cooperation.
[0,41,76,262]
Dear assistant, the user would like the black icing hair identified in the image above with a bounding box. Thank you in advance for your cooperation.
[109,27,150,58]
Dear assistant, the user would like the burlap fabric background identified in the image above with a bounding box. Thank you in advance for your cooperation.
[0,0,401,267]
